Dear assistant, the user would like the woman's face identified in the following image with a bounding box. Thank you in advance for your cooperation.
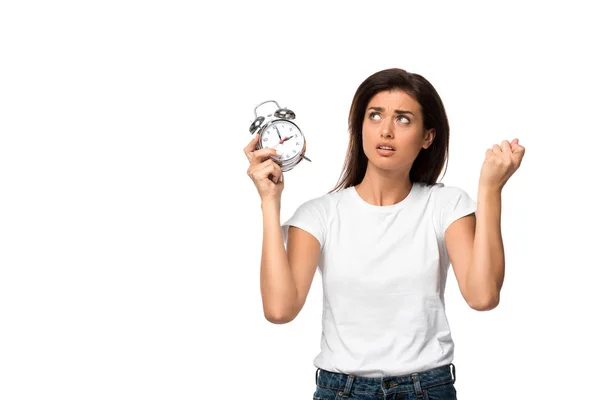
[361,90,435,172]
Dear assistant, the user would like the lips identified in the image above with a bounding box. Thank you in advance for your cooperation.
[376,142,396,151]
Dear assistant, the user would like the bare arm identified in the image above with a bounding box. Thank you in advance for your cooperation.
[260,199,321,324]
[260,198,298,323]
[466,187,504,309]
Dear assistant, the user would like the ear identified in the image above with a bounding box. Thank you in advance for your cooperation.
[422,128,436,149]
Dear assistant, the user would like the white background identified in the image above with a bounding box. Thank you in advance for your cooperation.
[1,1,598,399]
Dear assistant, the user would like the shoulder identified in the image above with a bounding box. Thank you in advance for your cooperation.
[430,182,472,202]
[426,183,477,222]
[412,181,444,204]
[291,190,336,221]
[300,187,346,210]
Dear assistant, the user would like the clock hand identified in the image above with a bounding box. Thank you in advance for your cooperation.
[275,126,282,140]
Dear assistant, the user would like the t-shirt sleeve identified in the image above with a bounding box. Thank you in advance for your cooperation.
[435,185,477,237]
[281,198,327,250]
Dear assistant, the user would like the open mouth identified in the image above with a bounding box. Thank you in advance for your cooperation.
[376,144,396,155]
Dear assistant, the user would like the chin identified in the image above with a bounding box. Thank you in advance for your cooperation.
[368,158,401,171]
[366,152,406,171]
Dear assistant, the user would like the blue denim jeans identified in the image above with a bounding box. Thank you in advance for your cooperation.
[313,363,457,400]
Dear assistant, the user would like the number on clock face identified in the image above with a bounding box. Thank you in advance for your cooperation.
[262,120,304,160]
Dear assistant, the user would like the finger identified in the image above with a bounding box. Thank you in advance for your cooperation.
[514,144,526,156]
[243,134,261,160]
[247,160,274,182]
[244,142,278,164]
[255,159,282,183]
[501,140,511,153]
[248,147,281,166]
[492,144,502,155]
[244,133,260,151]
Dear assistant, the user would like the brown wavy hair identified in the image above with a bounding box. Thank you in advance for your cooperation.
[329,68,450,193]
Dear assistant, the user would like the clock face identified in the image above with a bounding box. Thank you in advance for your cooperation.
[261,120,305,161]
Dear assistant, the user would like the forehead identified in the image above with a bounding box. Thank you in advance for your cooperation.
[367,90,419,111]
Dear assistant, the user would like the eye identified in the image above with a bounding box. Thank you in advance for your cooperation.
[368,111,381,120]
[368,112,410,124]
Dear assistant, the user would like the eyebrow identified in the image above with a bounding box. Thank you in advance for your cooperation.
[367,106,415,116]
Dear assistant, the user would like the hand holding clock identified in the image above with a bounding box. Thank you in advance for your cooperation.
[244,133,285,202]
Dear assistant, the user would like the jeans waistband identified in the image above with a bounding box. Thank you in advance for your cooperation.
[315,363,456,397]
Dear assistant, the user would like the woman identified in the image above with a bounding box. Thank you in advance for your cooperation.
[244,68,525,400]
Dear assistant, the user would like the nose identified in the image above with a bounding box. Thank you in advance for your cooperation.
[380,117,394,138]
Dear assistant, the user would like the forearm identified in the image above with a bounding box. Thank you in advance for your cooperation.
[260,199,297,322]
[467,186,505,308]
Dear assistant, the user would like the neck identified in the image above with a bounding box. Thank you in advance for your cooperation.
[354,166,412,206]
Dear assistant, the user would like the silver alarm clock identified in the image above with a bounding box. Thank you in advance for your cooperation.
[249,100,311,172]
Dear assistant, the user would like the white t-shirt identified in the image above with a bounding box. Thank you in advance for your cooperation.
[281,182,477,377]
